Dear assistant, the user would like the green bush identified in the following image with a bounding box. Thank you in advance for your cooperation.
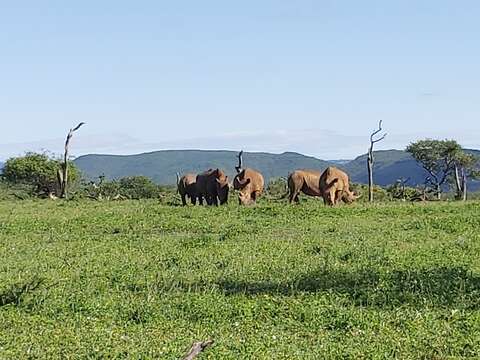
[265,177,288,198]
[386,182,426,201]
[118,176,161,199]
[82,176,166,200]
[350,183,390,202]
[2,153,79,197]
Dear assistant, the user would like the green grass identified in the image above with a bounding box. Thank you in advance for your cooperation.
[1,199,480,359]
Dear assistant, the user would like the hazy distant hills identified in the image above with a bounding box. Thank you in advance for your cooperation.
[74,149,480,190]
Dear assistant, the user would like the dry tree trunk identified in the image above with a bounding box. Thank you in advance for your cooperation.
[454,164,463,200]
[367,120,387,202]
[182,340,214,360]
[462,168,468,201]
[235,150,244,174]
[58,122,85,199]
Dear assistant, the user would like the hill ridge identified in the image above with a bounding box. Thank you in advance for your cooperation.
[74,148,480,189]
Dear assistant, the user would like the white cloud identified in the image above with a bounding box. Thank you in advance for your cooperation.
[1,128,479,161]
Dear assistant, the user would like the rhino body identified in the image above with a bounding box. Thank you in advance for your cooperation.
[287,169,322,204]
[319,167,360,205]
[234,168,264,205]
[196,168,230,206]
[177,173,199,206]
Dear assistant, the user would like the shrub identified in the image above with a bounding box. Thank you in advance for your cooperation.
[350,183,390,202]
[386,182,424,201]
[2,153,79,197]
[266,177,288,198]
[118,176,160,199]
[82,176,163,200]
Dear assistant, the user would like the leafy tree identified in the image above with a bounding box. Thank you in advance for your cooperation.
[2,153,79,197]
[451,152,479,200]
[406,139,462,200]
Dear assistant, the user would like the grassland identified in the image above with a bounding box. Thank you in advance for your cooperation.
[0,199,479,359]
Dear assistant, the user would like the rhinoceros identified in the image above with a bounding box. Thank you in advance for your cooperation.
[233,168,264,205]
[319,167,360,205]
[177,173,199,206]
[287,169,323,204]
[196,168,230,206]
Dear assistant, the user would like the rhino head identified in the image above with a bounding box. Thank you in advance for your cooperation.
[235,178,252,205]
[342,190,362,204]
[214,169,230,205]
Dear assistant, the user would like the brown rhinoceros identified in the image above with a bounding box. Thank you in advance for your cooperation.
[319,167,360,205]
[287,169,323,204]
[233,168,264,205]
[177,173,199,206]
[196,168,230,206]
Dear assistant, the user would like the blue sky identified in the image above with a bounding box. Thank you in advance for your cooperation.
[1,1,479,160]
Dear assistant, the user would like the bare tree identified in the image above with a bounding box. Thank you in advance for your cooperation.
[58,122,85,199]
[235,150,244,174]
[367,120,387,202]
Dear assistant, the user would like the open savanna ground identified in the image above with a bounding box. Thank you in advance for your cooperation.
[1,200,479,359]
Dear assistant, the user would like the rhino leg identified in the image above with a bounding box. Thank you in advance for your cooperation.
[288,190,299,204]
[205,195,214,206]
[335,190,343,205]
[251,191,261,203]
[326,189,336,206]
[191,196,197,205]
[181,194,187,206]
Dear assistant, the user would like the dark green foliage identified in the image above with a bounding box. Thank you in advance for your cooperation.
[2,153,79,197]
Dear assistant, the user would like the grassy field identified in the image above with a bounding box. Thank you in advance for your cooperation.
[0,199,479,359]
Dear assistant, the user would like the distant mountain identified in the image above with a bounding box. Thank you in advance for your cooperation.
[342,150,429,186]
[74,148,480,190]
[328,159,352,165]
[0,161,3,171]
[74,150,332,185]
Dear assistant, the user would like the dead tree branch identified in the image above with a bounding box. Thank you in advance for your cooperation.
[58,122,85,199]
[235,150,244,174]
[182,340,214,360]
[367,120,387,202]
